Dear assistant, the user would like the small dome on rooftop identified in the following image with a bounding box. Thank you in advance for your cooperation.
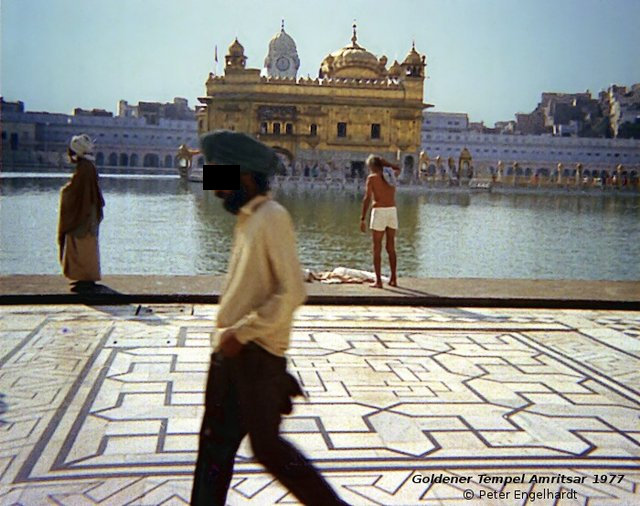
[228,38,245,56]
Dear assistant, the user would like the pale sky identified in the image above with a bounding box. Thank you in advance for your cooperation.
[2,0,639,125]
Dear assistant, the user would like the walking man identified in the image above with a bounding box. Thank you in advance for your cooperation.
[58,134,105,293]
[360,155,401,288]
[191,130,348,506]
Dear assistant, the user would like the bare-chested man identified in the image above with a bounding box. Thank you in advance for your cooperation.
[360,155,401,288]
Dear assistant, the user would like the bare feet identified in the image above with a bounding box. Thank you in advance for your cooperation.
[388,279,397,287]
[369,281,383,288]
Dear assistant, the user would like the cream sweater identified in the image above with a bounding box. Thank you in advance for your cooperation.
[214,194,307,357]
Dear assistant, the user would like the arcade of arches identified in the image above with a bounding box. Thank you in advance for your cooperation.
[95,152,181,168]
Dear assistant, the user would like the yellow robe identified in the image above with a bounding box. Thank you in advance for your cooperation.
[57,158,105,281]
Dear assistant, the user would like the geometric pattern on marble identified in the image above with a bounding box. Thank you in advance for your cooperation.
[1,304,639,505]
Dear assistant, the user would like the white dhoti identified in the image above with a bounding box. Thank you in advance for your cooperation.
[369,206,398,231]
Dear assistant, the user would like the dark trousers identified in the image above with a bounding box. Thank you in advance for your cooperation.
[191,343,347,505]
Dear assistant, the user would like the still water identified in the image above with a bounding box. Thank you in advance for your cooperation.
[1,174,639,280]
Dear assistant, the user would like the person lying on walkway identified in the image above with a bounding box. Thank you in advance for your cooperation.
[360,154,401,288]
[57,134,105,293]
[191,130,349,506]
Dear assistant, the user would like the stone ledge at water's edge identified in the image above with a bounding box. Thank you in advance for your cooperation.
[0,275,638,309]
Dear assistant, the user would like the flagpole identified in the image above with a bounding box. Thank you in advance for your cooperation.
[214,44,218,76]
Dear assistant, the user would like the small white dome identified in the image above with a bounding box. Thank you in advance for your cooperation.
[264,21,300,79]
[269,28,297,54]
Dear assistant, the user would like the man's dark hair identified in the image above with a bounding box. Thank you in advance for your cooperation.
[252,172,271,194]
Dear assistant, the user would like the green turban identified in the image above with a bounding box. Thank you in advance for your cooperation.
[200,130,279,175]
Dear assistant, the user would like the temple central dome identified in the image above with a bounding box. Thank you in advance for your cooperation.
[319,24,387,79]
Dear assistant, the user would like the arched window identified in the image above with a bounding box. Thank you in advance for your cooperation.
[164,154,173,167]
[285,123,293,135]
[403,155,414,172]
[310,124,317,136]
[108,153,118,166]
[119,153,129,166]
[96,152,104,166]
[273,123,281,135]
[143,153,159,167]
[130,153,138,167]
[260,122,268,134]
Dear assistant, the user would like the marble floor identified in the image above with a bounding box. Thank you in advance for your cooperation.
[0,304,638,505]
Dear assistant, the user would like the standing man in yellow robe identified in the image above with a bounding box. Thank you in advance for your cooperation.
[57,134,105,292]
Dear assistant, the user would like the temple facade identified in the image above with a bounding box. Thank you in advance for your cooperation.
[198,24,429,179]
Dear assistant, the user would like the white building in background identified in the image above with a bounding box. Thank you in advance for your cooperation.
[117,97,196,123]
[423,112,468,131]
[1,98,199,171]
[608,84,640,137]
[421,111,640,178]
[264,21,300,79]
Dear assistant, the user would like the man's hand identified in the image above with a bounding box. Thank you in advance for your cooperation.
[381,158,401,172]
[218,328,244,357]
[360,219,366,233]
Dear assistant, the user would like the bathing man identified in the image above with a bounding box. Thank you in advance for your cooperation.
[360,155,401,288]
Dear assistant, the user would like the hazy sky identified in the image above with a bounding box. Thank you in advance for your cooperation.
[2,0,639,125]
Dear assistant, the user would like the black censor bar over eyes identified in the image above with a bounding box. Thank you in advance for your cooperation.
[203,164,240,190]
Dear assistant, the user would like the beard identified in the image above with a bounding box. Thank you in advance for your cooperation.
[221,187,250,215]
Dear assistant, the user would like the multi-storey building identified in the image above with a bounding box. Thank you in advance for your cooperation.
[421,111,640,180]
[118,97,196,124]
[1,97,199,171]
[608,84,640,138]
[514,91,609,137]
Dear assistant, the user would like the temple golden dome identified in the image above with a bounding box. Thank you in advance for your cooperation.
[402,43,423,65]
[400,42,426,78]
[225,37,248,70]
[319,24,386,79]
[388,60,402,77]
[228,38,245,56]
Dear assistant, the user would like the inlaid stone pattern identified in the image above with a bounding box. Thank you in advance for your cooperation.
[1,304,639,505]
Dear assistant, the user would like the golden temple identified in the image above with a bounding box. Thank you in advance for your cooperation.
[197,23,430,177]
